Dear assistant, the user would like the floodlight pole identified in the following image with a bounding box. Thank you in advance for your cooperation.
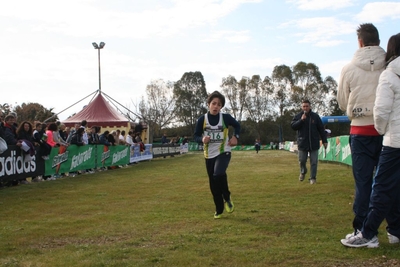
[92,42,106,94]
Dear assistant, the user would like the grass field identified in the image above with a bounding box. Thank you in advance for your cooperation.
[0,150,399,267]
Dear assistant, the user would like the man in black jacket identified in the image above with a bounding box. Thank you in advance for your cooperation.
[291,100,328,184]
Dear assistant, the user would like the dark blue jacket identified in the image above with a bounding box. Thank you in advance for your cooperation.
[3,123,18,145]
[99,134,111,146]
[291,110,327,151]
[70,133,84,146]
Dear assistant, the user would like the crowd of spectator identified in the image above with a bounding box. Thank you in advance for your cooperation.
[161,133,189,145]
[0,111,144,186]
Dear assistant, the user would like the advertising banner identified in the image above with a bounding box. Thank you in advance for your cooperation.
[130,144,153,162]
[318,135,352,166]
[45,145,97,176]
[0,146,45,183]
[45,145,131,176]
[102,145,130,167]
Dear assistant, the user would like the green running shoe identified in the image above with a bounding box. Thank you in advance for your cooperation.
[225,199,234,213]
[214,213,222,219]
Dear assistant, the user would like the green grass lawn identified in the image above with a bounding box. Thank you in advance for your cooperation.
[0,150,399,267]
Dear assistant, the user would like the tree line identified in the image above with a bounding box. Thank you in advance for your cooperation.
[1,61,350,145]
[136,61,349,145]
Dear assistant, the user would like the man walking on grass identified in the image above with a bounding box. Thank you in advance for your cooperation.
[291,99,327,185]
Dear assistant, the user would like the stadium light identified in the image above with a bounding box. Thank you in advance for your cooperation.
[92,42,106,92]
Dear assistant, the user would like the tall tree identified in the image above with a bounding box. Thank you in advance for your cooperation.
[271,65,294,142]
[291,62,326,113]
[173,71,208,133]
[243,75,274,138]
[221,75,274,141]
[141,79,177,138]
[271,64,294,117]
[13,103,57,123]
[220,75,245,121]
[320,75,339,116]
[237,76,250,120]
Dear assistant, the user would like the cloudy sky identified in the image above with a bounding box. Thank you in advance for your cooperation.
[1,0,400,120]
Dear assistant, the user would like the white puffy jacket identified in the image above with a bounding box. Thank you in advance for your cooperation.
[374,57,400,148]
[337,46,386,126]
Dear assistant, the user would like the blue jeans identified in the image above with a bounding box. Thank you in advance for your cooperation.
[205,152,231,214]
[362,146,400,239]
[350,134,382,231]
[298,149,319,180]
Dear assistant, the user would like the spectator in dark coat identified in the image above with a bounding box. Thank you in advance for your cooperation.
[3,114,22,147]
[99,131,111,146]
[70,127,85,146]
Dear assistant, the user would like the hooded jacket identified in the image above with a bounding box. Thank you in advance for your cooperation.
[337,46,386,126]
[291,110,327,151]
[3,123,18,145]
[374,56,400,148]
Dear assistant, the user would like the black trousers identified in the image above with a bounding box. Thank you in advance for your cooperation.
[205,152,231,214]
[362,146,400,239]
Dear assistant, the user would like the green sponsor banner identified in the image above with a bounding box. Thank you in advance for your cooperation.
[188,142,199,151]
[102,145,130,167]
[97,145,106,167]
[45,145,130,175]
[45,145,96,176]
[339,135,352,166]
[318,136,352,166]
[284,141,291,151]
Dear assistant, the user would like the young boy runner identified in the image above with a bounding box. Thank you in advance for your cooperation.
[194,91,241,219]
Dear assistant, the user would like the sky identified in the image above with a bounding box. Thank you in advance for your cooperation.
[1,0,400,121]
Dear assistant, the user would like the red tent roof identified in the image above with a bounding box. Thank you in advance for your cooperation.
[62,93,129,128]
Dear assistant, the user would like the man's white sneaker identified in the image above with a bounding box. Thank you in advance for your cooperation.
[340,232,379,248]
[345,229,360,239]
[388,232,400,244]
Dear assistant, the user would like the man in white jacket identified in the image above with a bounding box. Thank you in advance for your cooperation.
[341,33,400,248]
[337,23,386,240]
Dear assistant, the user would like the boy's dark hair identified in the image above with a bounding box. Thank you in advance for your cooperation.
[302,99,311,105]
[81,120,87,127]
[357,23,380,46]
[207,91,225,107]
[77,127,85,134]
[385,33,400,63]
